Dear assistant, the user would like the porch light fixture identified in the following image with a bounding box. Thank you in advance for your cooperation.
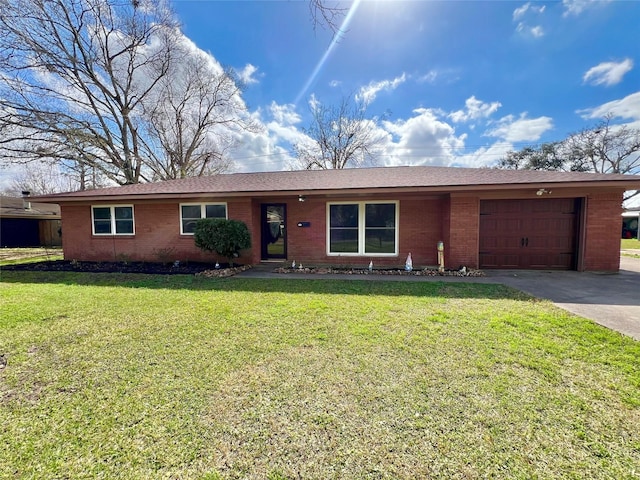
[298,195,306,202]
[536,188,552,196]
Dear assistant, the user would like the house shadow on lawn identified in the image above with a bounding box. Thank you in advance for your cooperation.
[0,269,529,301]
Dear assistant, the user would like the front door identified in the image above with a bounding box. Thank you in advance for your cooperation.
[261,204,287,260]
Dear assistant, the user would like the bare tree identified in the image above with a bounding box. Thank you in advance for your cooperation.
[3,161,76,196]
[309,0,348,35]
[563,116,640,176]
[498,116,640,201]
[143,51,254,180]
[0,0,176,185]
[294,96,384,170]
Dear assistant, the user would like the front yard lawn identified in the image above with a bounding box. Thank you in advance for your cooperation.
[1,272,639,479]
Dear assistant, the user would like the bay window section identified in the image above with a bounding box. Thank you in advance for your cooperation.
[180,203,227,234]
[327,201,398,256]
[92,205,134,235]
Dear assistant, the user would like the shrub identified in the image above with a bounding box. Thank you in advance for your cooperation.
[194,218,251,266]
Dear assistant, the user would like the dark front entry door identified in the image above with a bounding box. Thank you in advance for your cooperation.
[479,198,580,269]
[261,204,287,260]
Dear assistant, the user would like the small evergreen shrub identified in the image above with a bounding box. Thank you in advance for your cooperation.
[194,218,251,266]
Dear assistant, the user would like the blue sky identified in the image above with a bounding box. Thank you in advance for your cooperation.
[171,0,640,174]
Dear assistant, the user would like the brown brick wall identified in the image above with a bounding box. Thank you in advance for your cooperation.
[447,196,480,269]
[61,201,258,264]
[58,190,622,272]
[582,191,623,272]
[60,196,449,267]
[281,197,444,268]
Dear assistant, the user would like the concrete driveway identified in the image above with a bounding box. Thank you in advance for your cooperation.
[487,256,640,340]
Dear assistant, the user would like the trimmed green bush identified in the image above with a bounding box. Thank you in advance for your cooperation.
[194,218,251,266]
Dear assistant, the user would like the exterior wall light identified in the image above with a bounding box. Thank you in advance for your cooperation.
[298,195,306,202]
[536,188,552,196]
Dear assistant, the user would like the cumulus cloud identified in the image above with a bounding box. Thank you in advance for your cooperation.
[229,105,304,172]
[453,142,516,169]
[268,101,301,126]
[356,73,407,106]
[486,113,553,142]
[449,96,502,123]
[236,63,260,85]
[583,59,634,87]
[380,108,465,166]
[563,0,611,17]
[577,91,640,121]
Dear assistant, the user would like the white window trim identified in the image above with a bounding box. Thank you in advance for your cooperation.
[91,205,135,236]
[179,202,228,235]
[326,201,399,257]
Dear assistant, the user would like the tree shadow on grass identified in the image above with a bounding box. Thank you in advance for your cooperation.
[0,270,530,301]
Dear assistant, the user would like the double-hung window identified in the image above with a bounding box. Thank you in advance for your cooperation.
[92,205,135,235]
[180,203,227,234]
[327,201,398,256]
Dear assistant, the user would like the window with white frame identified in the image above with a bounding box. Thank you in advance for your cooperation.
[180,203,227,234]
[327,201,398,255]
[92,205,135,235]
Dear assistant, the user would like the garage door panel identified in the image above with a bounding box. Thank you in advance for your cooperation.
[479,199,579,270]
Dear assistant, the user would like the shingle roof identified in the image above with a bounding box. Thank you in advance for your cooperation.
[0,196,61,218]
[32,166,640,202]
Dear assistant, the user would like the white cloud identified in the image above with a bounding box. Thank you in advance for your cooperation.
[268,102,301,126]
[449,96,502,123]
[583,59,634,87]
[513,3,545,37]
[329,80,342,88]
[513,3,545,20]
[356,73,407,106]
[577,91,640,121]
[516,22,545,38]
[416,68,460,85]
[236,63,260,85]
[417,70,438,84]
[453,142,516,169]
[530,26,544,38]
[513,3,530,20]
[229,107,300,173]
[563,0,611,17]
[486,113,554,142]
[380,108,465,166]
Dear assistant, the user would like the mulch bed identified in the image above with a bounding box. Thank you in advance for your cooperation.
[273,266,485,277]
[3,261,483,278]
[2,260,250,277]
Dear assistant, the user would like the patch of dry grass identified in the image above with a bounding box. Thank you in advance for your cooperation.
[0,247,62,265]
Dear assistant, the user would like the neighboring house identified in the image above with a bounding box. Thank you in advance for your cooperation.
[0,196,62,247]
[622,209,639,239]
[32,166,640,272]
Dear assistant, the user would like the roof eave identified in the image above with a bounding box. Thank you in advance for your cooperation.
[30,179,639,204]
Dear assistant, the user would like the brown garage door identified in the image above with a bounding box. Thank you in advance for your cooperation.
[479,198,580,269]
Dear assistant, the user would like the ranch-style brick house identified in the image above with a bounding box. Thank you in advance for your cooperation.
[33,166,640,272]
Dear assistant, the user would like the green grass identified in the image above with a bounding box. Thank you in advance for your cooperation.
[621,238,640,258]
[1,272,639,479]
